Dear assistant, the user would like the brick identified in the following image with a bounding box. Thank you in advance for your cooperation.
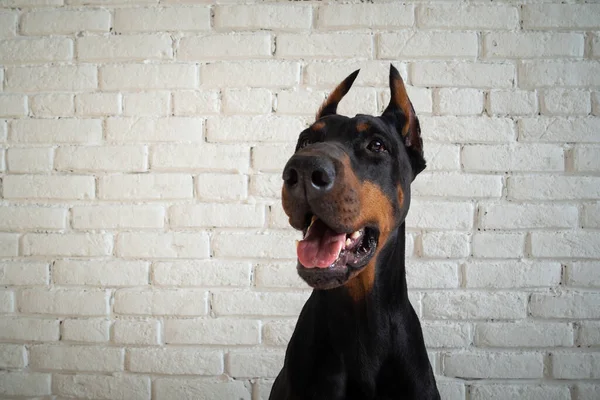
[0,147,4,171]
[519,117,600,143]
[170,204,264,228]
[54,374,151,400]
[421,143,460,170]
[249,173,282,198]
[417,4,518,29]
[263,319,296,346]
[113,319,160,345]
[18,288,109,316]
[574,146,600,172]
[481,203,576,230]
[519,61,600,88]
[411,62,514,88]
[117,232,209,259]
[542,89,591,116]
[318,4,413,29]
[100,64,197,90]
[165,318,260,345]
[207,115,305,143]
[523,4,600,29]
[0,120,6,142]
[463,144,563,172]
[154,379,251,400]
[106,117,203,143]
[484,32,583,59]
[7,147,53,172]
[29,93,74,117]
[508,176,600,200]
[0,11,17,38]
[0,234,18,257]
[444,351,543,379]
[0,344,25,368]
[472,232,525,258]
[488,90,537,116]
[0,317,58,341]
[213,231,297,259]
[567,261,600,287]
[582,203,600,228]
[305,61,406,87]
[6,65,97,92]
[336,87,379,116]
[423,291,527,320]
[79,33,172,61]
[255,379,275,400]
[23,233,112,256]
[196,173,248,201]
[0,290,14,312]
[21,9,110,35]
[475,323,573,348]
[278,33,371,59]
[72,205,164,230]
[173,90,220,115]
[532,231,600,258]
[593,33,600,59]
[11,118,101,143]
[0,372,50,397]
[0,37,72,65]
[421,232,470,258]
[530,292,600,319]
[61,319,110,343]
[252,143,296,172]
[179,33,271,60]
[421,322,471,348]
[0,262,49,285]
[380,31,477,59]
[30,344,123,372]
[212,290,309,317]
[255,262,305,288]
[268,205,290,229]
[436,88,483,116]
[201,61,299,87]
[128,348,222,375]
[437,381,465,400]
[578,321,600,346]
[56,145,147,172]
[552,352,600,379]
[470,384,570,400]
[153,260,251,287]
[114,289,208,316]
[406,261,459,289]
[53,260,149,286]
[123,91,170,116]
[413,173,503,198]
[228,351,284,378]
[223,88,272,114]
[99,174,192,200]
[151,144,250,173]
[0,206,65,230]
[577,383,600,400]
[420,116,515,143]
[76,92,121,116]
[3,175,94,199]
[115,7,210,32]
[465,260,561,288]
[214,5,311,30]
[0,94,26,117]
[406,201,473,230]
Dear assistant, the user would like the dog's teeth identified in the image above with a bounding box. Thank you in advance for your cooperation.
[350,230,361,239]
[295,240,300,248]
[345,238,352,248]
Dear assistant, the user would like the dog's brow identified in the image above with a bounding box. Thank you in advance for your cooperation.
[356,122,370,132]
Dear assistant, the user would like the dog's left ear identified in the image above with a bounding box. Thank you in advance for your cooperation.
[316,69,360,120]
[382,64,426,178]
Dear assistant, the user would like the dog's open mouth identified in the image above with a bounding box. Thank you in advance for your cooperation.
[296,215,378,289]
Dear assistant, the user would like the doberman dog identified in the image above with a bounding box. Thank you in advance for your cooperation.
[269,65,440,400]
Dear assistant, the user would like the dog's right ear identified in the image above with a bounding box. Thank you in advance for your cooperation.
[316,69,360,120]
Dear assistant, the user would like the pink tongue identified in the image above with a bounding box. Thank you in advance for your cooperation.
[297,219,346,269]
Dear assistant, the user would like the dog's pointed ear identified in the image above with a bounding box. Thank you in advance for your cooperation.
[316,69,360,120]
[382,64,425,177]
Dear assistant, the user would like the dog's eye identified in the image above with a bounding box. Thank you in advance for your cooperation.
[367,140,387,153]
[298,138,312,149]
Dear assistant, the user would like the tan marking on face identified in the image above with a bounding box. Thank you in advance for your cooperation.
[397,186,404,209]
[356,122,370,132]
[312,121,326,131]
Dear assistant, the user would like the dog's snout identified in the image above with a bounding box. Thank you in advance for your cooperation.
[283,155,336,198]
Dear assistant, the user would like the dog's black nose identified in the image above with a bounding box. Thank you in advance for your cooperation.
[283,155,336,199]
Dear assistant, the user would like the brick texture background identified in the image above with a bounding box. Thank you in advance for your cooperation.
[0,1,599,399]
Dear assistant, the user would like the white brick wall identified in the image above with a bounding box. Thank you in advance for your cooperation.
[0,1,598,398]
